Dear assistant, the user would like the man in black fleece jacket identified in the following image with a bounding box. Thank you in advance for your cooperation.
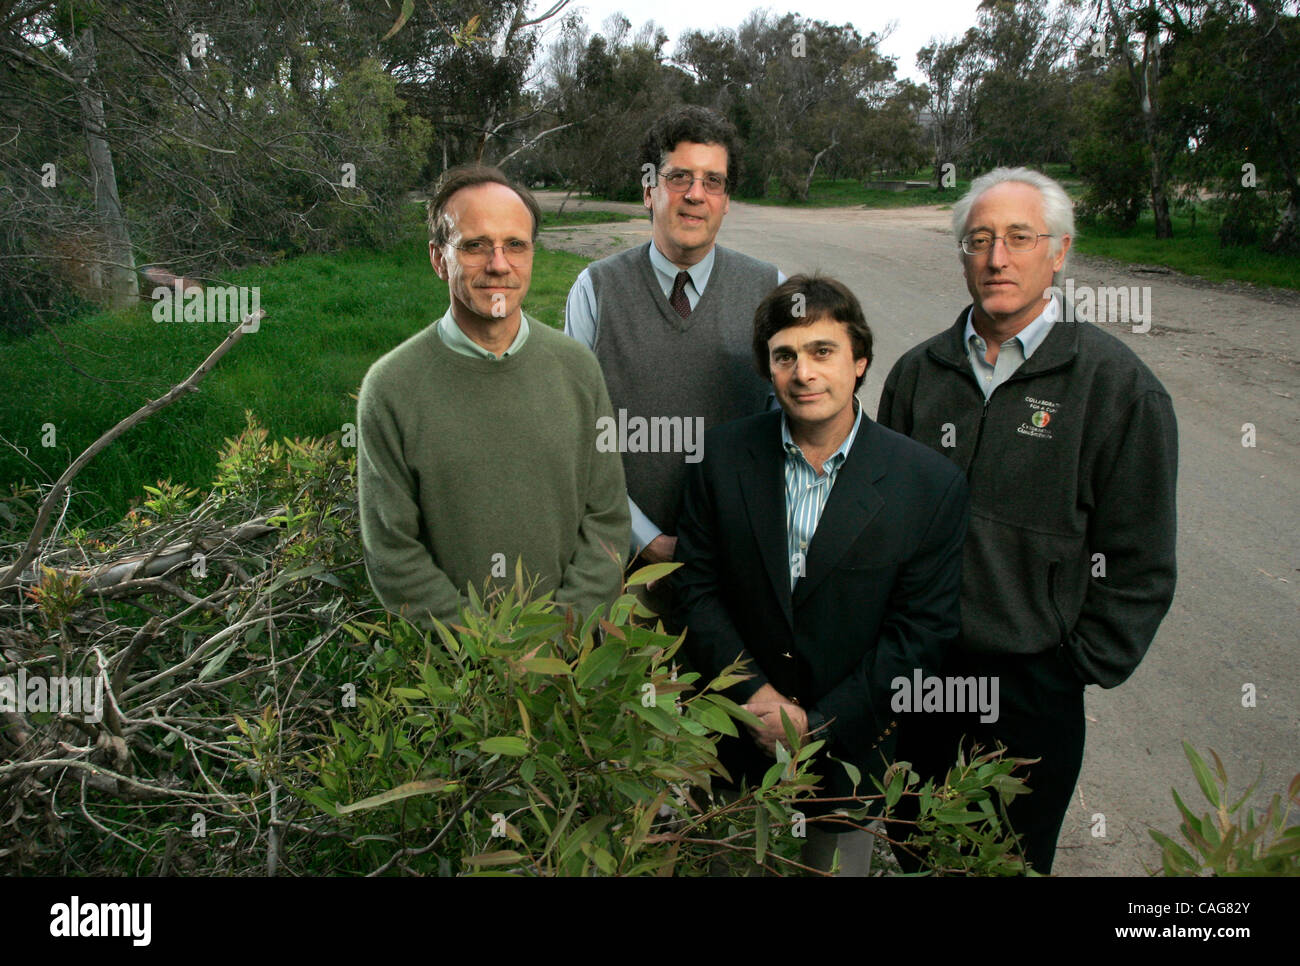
[877,167,1178,873]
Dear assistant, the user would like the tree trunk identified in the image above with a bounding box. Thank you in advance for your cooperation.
[1149,145,1173,238]
[69,27,138,308]
[1266,187,1299,253]
[1265,132,1300,252]
[803,136,837,199]
[1108,0,1174,240]
[1142,32,1173,239]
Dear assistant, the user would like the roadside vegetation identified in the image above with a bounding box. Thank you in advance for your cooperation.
[0,208,619,528]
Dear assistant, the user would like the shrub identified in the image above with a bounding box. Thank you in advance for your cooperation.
[1,415,1031,875]
[1149,742,1300,876]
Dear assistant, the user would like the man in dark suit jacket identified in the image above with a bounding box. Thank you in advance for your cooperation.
[673,275,969,874]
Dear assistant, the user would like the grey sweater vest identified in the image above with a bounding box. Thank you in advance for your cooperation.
[589,243,779,533]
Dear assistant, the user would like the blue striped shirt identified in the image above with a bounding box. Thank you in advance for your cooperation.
[783,400,864,588]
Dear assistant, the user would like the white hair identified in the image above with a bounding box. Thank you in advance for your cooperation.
[952,167,1075,278]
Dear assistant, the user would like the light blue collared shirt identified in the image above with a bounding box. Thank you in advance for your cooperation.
[964,296,1059,400]
[564,241,786,556]
[564,242,717,351]
[438,308,529,360]
[782,400,864,588]
[646,242,714,311]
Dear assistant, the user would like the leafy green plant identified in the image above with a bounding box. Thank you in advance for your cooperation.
[1148,741,1300,876]
[140,479,200,519]
[876,745,1035,876]
[293,562,809,876]
[1,414,1033,876]
[24,564,86,629]
[292,560,1036,876]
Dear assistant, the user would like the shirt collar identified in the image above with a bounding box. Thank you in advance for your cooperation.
[438,307,530,360]
[963,294,1060,359]
[648,241,715,296]
[780,397,863,472]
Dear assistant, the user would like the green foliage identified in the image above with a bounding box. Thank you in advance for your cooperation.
[295,568,801,875]
[2,414,1036,876]
[534,22,686,201]
[140,479,200,519]
[675,13,912,201]
[0,223,620,530]
[0,411,374,875]
[1072,70,1149,230]
[24,565,87,629]
[1211,188,1276,249]
[1072,212,1300,291]
[4,1,443,336]
[314,58,433,249]
[1148,742,1300,876]
[292,562,1038,875]
[1164,4,1300,253]
[882,746,1037,876]
[968,70,1078,171]
[204,56,429,259]
[964,0,1081,170]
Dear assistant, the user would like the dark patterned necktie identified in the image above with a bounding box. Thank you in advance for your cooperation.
[670,271,691,318]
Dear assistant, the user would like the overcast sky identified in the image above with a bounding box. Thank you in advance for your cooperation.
[554,0,986,83]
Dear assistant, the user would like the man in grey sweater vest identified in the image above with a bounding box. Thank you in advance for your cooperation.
[565,107,782,594]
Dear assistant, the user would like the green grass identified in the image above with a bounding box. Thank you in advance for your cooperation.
[745,165,1082,209]
[541,210,637,228]
[0,208,598,528]
[1074,213,1300,291]
[747,175,970,209]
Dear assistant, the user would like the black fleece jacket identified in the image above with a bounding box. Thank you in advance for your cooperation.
[878,305,1178,689]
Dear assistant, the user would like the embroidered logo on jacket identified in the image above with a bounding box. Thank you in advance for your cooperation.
[1017,396,1059,439]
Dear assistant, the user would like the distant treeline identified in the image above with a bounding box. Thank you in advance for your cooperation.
[2,0,1296,333]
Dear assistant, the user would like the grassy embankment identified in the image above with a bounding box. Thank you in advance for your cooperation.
[0,209,633,528]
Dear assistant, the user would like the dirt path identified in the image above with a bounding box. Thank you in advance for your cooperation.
[538,195,1300,877]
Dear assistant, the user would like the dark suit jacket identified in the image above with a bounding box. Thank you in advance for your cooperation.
[672,409,969,805]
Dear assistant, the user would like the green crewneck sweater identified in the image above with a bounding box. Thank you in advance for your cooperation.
[357,315,630,626]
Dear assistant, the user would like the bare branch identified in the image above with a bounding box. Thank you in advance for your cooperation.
[0,312,263,592]
[495,121,574,167]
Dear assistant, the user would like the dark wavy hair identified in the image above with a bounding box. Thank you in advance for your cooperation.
[752,274,874,391]
[640,106,741,191]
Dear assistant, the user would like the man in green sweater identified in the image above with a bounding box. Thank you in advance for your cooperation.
[356,166,630,627]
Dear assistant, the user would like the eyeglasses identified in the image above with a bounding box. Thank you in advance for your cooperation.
[449,239,534,266]
[961,231,1054,255]
[659,170,729,195]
